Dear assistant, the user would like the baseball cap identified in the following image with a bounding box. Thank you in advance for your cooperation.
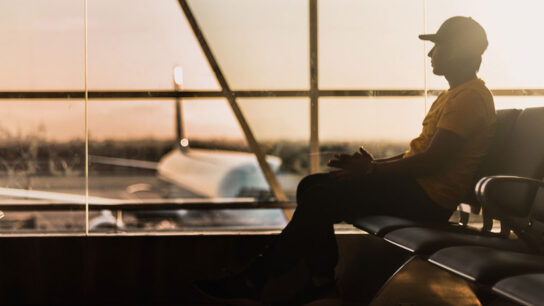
[419,16,488,57]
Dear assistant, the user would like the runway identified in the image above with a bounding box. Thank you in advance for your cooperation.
[0,174,301,233]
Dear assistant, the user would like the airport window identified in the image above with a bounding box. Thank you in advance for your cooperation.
[1,0,544,235]
[0,0,86,233]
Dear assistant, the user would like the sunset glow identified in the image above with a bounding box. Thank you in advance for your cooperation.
[1,0,544,143]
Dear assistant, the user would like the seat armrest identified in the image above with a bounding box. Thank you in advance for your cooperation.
[477,175,544,251]
[477,176,544,215]
[478,176,544,200]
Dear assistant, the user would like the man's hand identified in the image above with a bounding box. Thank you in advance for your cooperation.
[357,146,374,161]
[328,147,374,169]
[327,147,374,180]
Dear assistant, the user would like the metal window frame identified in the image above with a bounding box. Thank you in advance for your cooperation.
[0,1,543,212]
[0,200,297,212]
[1,89,543,100]
[309,0,320,174]
[178,0,288,203]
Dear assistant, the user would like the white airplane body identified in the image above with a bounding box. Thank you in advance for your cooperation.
[0,148,282,202]
[158,148,281,198]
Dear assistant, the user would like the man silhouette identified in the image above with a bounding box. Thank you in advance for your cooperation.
[197,16,496,305]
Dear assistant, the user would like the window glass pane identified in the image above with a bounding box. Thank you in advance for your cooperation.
[188,0,309,90]
[0,100,85,234]
[319,97,425,171]
[183,99,247,142]
[88,0,219,90]
[0,1,85,90]
[88,98,287,232]
[426,0,544,89]
[319,0,425,89]
[494,96,544,110]
[0,0,85,234]
[238,98,310,198]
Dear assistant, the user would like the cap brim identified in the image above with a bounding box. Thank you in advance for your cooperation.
[419,34,438,42]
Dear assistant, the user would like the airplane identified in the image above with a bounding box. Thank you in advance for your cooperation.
[0,66,286,231]
[86,146,283,230]
[86,66,285,229]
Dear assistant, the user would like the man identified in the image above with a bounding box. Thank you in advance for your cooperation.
[197,16,496,305]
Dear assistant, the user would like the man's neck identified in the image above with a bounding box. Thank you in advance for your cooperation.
[445,71,478,90]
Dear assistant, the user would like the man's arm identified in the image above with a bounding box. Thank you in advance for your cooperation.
[372,128,464,177]
[375,153,405,163]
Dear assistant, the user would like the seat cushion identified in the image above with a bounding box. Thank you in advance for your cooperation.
[384,227,529,255]
[349,215,419,237]
[493,273,544,306]
[428,246,544,284]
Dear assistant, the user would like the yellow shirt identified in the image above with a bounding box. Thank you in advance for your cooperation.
[404,78,496,210]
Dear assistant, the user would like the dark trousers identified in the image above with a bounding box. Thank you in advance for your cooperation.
[270,173,453,276]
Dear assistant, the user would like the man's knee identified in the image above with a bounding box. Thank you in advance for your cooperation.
[295,183,348,224]
[296,173,332,197]
[298,179,346,211]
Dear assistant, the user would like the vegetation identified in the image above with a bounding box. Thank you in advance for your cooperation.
[0,136,409,177]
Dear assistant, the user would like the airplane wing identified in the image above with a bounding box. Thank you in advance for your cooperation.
[89,155,158,170]
[0,187,115,204]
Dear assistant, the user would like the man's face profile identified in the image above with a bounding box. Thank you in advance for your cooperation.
[428,43,452,76]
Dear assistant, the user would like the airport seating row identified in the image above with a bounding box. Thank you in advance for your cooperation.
[350,106,544,305]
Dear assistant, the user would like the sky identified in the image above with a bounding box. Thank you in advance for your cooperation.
[1,0,544,143]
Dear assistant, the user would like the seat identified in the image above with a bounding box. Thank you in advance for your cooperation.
[428,246,544,284]
[350,109,523,238]
[383,107,544,255]
[384,226,528,255]
[382,107,544,303]
[493,273,544,306]
[427,175,544,286]
[350,215,420,237]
